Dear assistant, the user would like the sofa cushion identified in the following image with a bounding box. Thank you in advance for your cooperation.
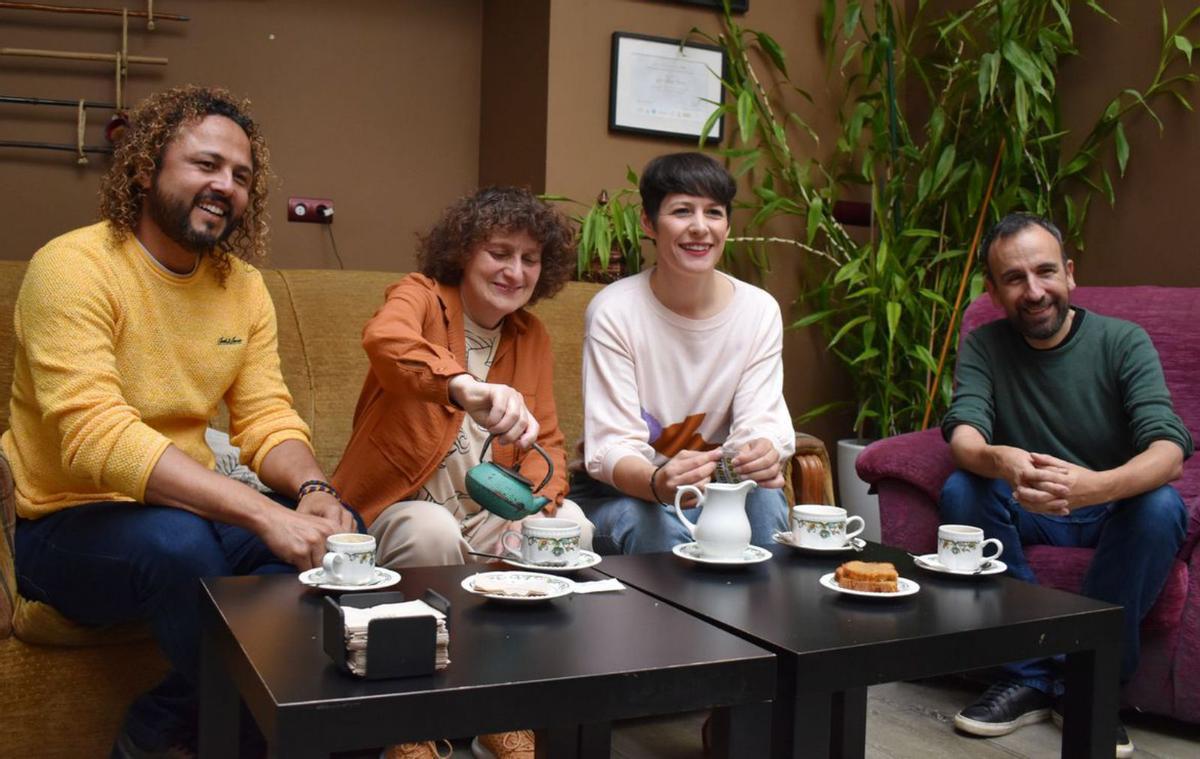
[1026,545,1188,632]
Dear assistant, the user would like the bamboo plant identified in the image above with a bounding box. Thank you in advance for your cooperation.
[693,0,1200,439]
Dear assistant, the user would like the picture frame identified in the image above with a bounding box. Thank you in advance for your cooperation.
[608,32,726,143]
[667,0,749,12]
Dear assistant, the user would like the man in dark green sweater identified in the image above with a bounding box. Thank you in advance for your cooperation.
[940,213,1191,758]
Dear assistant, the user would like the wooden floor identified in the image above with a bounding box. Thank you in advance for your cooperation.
[439,677,1200,758]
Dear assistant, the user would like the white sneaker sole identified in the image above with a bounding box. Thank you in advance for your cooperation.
[954,707,1051,737]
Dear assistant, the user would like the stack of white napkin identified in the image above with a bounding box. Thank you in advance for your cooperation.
[341,600,449,676]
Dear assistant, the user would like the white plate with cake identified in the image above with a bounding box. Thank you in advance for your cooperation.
[820,560,919,598]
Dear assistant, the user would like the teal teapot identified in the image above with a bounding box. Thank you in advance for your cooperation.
[465,434,554,521]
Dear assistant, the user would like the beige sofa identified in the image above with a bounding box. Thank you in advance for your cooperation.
[0,262,831,757]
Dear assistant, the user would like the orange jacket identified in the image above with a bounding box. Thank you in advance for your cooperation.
[331,274,567,527]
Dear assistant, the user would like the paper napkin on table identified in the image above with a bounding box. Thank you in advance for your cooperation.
[342,599,449,676]
[571,578,625,594]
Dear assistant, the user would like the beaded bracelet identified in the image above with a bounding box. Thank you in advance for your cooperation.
[297,479,340,501]
[649,461,670,505]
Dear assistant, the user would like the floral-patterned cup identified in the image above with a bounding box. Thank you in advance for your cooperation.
[792,505,865,549]
[502,518,581,567]
[937,524,1003,571]
[322,533,376,585]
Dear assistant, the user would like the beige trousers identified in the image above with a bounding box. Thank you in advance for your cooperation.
[370,499,594,569]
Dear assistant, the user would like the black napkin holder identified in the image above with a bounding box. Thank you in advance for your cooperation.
[321,589,450,679]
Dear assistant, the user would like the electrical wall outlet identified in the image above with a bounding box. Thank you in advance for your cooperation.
[287,197,334,223]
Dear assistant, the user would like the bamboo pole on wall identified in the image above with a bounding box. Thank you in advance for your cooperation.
[0,47,167,65]
[0,2,187,22]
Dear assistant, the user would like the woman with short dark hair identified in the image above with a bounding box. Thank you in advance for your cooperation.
[572,152,794,554]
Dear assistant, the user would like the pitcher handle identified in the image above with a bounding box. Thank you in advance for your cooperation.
[673,485,705,537]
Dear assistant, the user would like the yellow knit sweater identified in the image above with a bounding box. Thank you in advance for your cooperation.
[1,222,312,519]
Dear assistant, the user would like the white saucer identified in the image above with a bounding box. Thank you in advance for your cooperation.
[671,542,772,566]
[773,532,866,553]
[912,553,1007,577]
[298,566,401,592]
[819,571,920,599]
[461,571,575,602]
[501,549,602,573]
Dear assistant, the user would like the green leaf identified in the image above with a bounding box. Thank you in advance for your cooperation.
[875,239,889,274]
[756,31,788,76]
[829,315,872,350]
[806,196,824,245]
[700,104,729,145]
[791,309,838,328]
[851,347,881,365]
[910,344,938,373]
[1014,76,1029,134]
[933,144,956,189]
[1050,0,1073,40]
[1002,40,1045,98]
[885,301,902,342]
[1086,0,1117,23]
[900,228,942,238]
[626,166,639,185]
[821,0,836,46]
[1114,121,1130,177]
[834,257,863,285]
[916,167,932,204]
[1100,168,1115,206]
[977,52,995,104]
[736,89,756,144]
[1175,35,1194,65]
[843,1,863,40]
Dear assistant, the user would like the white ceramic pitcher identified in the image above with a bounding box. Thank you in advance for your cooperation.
[673,480,757,558]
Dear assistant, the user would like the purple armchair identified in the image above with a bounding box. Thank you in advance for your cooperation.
[857,287,1200,723]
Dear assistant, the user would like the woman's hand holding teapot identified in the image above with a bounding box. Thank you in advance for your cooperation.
[448,375,540,448]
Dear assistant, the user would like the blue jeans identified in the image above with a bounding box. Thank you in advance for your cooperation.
[14,496,364,752]
[571,472,789,555]
[939,470,1186,695]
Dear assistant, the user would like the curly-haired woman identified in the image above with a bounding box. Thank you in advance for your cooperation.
[333,187,593,567]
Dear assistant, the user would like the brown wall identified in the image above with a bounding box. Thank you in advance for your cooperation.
[0,0,483,272]
[2,0,1196,456]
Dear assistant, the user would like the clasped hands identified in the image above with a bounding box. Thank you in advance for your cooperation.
[993,445,1101,516]
[654,438,783,506]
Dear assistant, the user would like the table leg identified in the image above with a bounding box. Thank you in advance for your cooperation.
[536,726,581,759]
[576,722,612,759]
[831,687,867,758]
[199,629,239,759]
[710,702,771,758]
[785,688,866,759]
[1062,644,1120,759]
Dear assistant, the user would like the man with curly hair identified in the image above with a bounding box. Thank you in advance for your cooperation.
[3,86,354,758]
[332,187,591,759]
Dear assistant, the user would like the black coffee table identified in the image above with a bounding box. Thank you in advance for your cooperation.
[198,564,776,758]
[597,543,1122,759]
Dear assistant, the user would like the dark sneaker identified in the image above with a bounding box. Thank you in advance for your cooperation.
[953,681,1053,737]
[1050,700,1134,758]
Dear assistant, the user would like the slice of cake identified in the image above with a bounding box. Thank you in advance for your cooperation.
[834,560,899,593]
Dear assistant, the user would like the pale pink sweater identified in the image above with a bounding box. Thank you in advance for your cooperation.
[581,269,795,485]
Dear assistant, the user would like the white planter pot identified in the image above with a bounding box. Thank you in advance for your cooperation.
[837,438,881,543]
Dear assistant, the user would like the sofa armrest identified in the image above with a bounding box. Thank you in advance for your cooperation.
[787,432,834,506]
[856,429,954,503]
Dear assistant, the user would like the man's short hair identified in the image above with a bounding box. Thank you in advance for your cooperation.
[980,213,1066,279]
[99,86,271,279]
[639,152,736,220]
[417,186,576,306]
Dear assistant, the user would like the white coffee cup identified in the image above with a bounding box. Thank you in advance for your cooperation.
[937,524,1003,571]
[501,518,581,567]
[322,533,376,585]
[791,504,865,549]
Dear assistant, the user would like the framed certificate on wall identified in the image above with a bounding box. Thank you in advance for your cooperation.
[608,32,727,143]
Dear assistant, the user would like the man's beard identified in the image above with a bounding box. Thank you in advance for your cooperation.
[145,185,243,256]
[1011,296,1071,340]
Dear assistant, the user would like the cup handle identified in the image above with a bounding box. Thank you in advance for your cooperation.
[322,551,343,580]
[981,538,1004,560]
[844,515,866,541]
[500,530,524,557]
[673,485,704,537]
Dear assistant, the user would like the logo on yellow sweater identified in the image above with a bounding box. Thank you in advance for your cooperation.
[218,336,243,345]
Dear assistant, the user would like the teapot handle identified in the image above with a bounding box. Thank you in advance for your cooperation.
[480,434,555,493]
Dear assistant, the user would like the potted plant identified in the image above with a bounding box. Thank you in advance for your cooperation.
[544,169,645,283]
[692,0,1199,528]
